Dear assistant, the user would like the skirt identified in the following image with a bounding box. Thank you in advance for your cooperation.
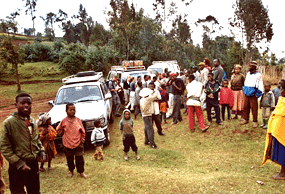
[272,137,285,166]
[232,90,244,114]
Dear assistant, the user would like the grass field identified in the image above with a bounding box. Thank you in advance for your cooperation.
[0,62,283,193]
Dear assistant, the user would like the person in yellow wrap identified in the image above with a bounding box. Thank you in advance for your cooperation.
[262,80,285,180]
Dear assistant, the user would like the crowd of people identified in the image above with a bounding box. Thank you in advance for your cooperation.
[1,58,285,193]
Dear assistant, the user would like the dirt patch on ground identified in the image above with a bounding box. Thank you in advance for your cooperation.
[0,98,53,122]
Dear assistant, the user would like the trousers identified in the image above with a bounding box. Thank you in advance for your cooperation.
[187,106,206,130]
[243,96,258,122]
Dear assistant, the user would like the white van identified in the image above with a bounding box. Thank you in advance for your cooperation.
[147,60,180,74]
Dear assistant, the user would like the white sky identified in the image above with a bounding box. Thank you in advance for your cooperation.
[1,0,284,59]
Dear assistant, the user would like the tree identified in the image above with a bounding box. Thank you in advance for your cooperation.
[0,39,25,91]
[40,12,57,40]
[23,0,37,36]
[0,19,18,35]
[230,0,273,63]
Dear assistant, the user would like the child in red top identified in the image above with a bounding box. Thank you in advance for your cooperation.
[219,80,234,121]
[56,103,87,179]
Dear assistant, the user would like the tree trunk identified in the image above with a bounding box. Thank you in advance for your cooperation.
[14,63,21,91]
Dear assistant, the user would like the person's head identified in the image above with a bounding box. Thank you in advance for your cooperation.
[213,59,220,67]
[208,72,214,81]
[144,75,149,81]
[132,77,136,82]
[124,110,131,120]
[127,76,131,82]
[170,73,176,80]
[37,112,51,126]
[113,76,118,82]
[191,66,198,73]
[249,61,257,72]
[180,71,184,76]
[188,74,195,83]
[223,80,229,88]
[15,93,32,117]
[234,64,242,74]
[94,120,102,128]
[152,76,157,82]
[137,81,142,88]
[137,76,141,82]
[66,103,76,118]
[161,73,166,78]
[280,80,285,97]
[148,82,155,90]
[198,62,205,70]
[176,72,179,77]
[155,71,159,76]
[117,79,121,84]
[185,70,191,76]
[264,82,271,92]
[204,58,211,67]
[278,80,283,89]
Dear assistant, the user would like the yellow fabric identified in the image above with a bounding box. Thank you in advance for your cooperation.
[262,97,285,165]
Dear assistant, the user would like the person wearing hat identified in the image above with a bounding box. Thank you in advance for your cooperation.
[198,62,209,86]
[192,66,200,82]
[240,61,263,128]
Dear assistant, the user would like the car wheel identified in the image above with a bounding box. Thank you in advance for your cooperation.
[104,125,111,146]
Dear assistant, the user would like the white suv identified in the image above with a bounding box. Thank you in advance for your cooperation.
[48,71,113,148]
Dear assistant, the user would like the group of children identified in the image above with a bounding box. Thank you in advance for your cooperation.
[38,103,139,179]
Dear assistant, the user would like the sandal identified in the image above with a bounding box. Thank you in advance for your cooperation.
[124,155,129,161]
[136,156,140,160]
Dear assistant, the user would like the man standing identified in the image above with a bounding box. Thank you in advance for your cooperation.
[169,73,184,125]
[140,88,159,149]
[109,76,121,117]
[149,82,165,135]
[199,62,209,86]
[1,93,46,194]
[192,66,200,82]
[142,75,149,88]
[240,61,263,128]
[186,75,209,132]
[123,76,131,106]
[212,59,224,85]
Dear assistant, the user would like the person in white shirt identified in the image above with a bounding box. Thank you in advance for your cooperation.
[191,66,200,82]
[149,82,165,135]
[186,75,209,132]
[198,62,209,110]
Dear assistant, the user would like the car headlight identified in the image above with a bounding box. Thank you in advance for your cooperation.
[85,121,95,128]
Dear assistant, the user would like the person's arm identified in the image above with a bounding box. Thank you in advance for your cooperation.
[78,119,85,143]
[271,92,275,110]
[56,120,64,136]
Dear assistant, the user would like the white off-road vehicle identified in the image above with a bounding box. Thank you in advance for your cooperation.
[48,71,113,148]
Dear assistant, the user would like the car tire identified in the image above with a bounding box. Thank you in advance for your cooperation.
[104,125,111,146]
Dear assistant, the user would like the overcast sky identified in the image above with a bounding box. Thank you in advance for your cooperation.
[1,0,284,59]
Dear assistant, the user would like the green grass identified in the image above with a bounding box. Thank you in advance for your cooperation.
[1,108,284,193]
[0,61,66,82]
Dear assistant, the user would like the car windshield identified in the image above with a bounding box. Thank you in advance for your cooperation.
[55,85,102,105]
[149,68,163,74]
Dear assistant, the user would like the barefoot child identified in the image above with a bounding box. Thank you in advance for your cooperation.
[263,80,285,179]
[91,120,106,161]
[56,103,87,179]
[37,113,57,172]
[119,109,140,161]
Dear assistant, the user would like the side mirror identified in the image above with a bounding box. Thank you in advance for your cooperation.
[48,100,54,107]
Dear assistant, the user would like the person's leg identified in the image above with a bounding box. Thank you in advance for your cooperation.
[153,114,163,134]
[65,147,75,174]
[166,93,174,118]
[250,96,258,123]
[130,135,138,153]
[173,95,181,124]
[242,96,250,122]
[115,95,121,115]
[144,116,155,146]
[187,106,195,130]
[48,160,52,169]
[25,160,40,194]
[206,100,213,122]
[221,104,225,121]
[213,101,222,124]
[8,163,26,194]
[75,155,85,174]
[163,113,167,123]
[143,117,150,144]
[97,145,104,161]
[227,104,231,120]
[124,89,129,106]
[195,106,206,129]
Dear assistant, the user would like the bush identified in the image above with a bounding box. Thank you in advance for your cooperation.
[59,43,87,74]
[22,42,53,62]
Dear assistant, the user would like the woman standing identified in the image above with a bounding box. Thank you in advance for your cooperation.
[230,65,245,120]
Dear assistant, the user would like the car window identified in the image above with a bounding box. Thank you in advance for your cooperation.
[55,85,102,105]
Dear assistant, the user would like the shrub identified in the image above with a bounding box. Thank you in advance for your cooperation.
[22,42,53,62]
[59,43,87,74]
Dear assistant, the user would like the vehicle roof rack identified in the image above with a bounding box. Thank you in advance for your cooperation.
[111,65,145,72]
[62,71,104,85]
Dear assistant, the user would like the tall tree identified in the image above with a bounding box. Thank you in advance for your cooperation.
[230,0,273,63]
[40,12,57,40]
[23,0,37,36]
[0,39,25,91]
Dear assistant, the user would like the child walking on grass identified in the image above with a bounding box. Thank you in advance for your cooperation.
[260,82,275,129]
[91,120,106,161]
[263,80,285,180]
[56,103,87,179]
[37,113,57,172]
[219,80,234,121]
[119,109,140,161]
